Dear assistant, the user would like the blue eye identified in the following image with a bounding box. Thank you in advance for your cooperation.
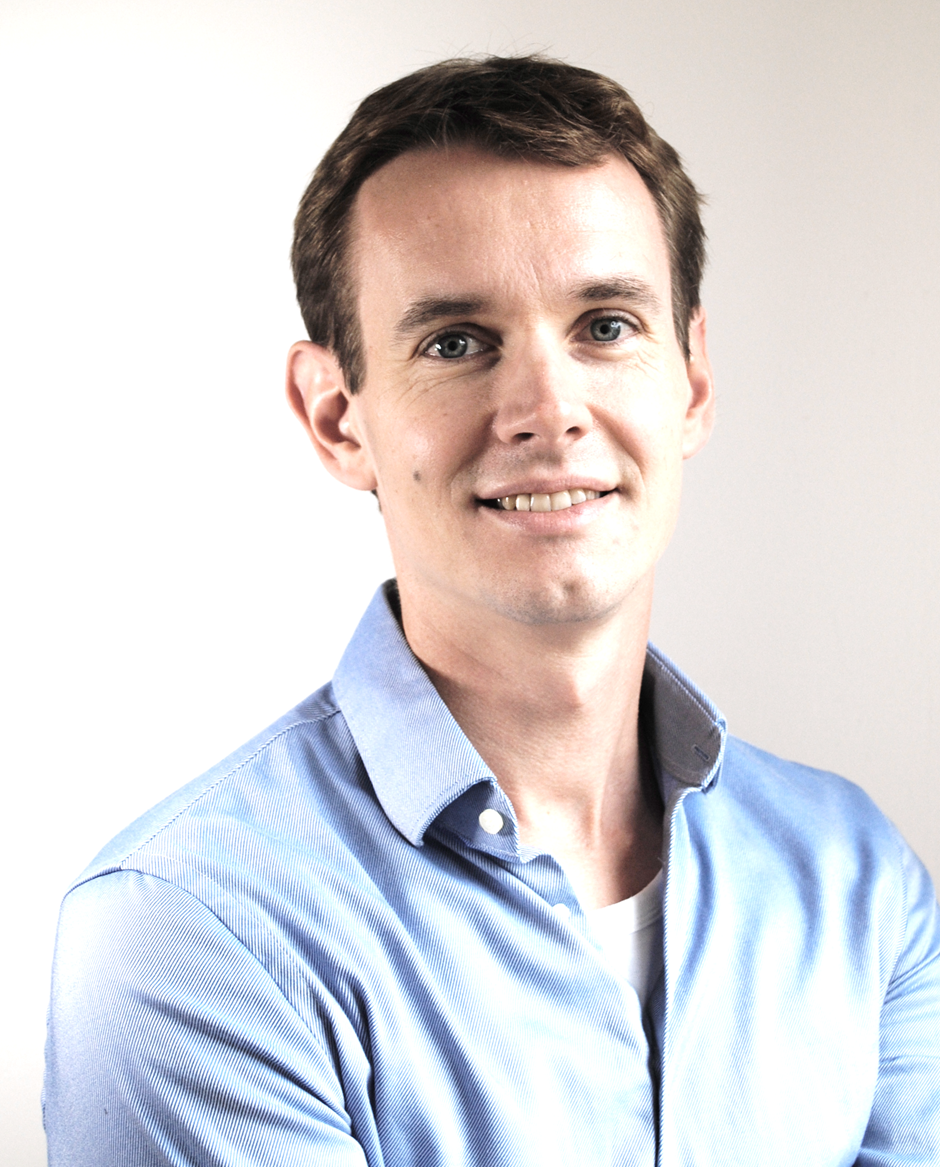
[431,334,470,359]
[589,318,624,342]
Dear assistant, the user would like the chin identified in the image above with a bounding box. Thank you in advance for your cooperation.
[483,573,636,627]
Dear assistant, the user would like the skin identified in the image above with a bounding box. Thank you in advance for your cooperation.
[288,146,714,908]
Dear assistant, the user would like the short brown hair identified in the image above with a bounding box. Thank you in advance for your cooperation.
[292,55,705,391]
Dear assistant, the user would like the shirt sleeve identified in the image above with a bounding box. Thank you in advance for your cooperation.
[44,869,371,1167]
[856,840,940,1166]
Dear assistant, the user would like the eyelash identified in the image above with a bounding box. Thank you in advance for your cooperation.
[584,312,640,341]
[422,331,489,360]
[420,312,641,360]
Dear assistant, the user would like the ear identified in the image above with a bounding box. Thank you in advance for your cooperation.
[286,341,377,491]
[681,308,716,460]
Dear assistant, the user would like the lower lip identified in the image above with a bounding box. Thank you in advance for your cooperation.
[479,491,616,530]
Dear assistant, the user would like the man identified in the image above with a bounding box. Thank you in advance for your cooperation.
[44,55,940,1165]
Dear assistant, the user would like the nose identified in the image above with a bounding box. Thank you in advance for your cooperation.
[492,341,593,447]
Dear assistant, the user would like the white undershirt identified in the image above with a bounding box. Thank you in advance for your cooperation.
[586,869,665,1006]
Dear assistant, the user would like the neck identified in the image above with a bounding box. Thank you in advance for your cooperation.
[398,578,663,909]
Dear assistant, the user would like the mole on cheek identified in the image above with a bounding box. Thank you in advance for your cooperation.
[412,470,421,482]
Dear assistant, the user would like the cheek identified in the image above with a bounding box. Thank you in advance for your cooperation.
[365,419,452,522]
[604,394,687,482]
[629,373,693,470]
[387,399,485,489]
[397,431,448,497]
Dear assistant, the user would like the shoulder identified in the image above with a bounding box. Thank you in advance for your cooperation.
[703,735,913,884]
[717,735,905,854]
[688,736,938,988]
[59,679,407,1013]
[70,680,359,890]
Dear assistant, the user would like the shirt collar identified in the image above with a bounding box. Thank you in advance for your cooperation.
[333,581,726,848]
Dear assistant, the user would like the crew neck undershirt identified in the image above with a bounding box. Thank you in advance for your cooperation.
[586,869,665,1005]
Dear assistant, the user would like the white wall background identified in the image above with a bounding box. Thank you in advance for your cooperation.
[1,0,937,1160]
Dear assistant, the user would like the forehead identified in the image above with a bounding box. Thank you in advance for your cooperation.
[348,147,672,315]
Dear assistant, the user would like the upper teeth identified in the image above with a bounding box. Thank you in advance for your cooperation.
[498,489,600,512]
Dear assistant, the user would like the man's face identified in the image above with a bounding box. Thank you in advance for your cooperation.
[323,147,712,628]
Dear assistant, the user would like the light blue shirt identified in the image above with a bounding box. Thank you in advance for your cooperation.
[44,582,940,1165]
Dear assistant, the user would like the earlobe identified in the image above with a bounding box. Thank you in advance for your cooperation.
[681,309,716,459]
[285,341,377,491]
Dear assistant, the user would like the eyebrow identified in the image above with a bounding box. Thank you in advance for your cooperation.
[568,276,664,314]
[394,297,486,340]
[392,276,664,342]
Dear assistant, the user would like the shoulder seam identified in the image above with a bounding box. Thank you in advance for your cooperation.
[124,711,343,862]
[73,707,345,885]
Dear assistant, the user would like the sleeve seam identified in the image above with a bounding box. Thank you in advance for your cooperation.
[72,866,339,1064]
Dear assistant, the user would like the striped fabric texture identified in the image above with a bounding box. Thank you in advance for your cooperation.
[44,582,940,1165]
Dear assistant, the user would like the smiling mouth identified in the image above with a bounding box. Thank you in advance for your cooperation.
[480,488,611,513]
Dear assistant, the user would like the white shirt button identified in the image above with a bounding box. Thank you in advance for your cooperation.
[552,903,572,922]
[478,808,504,835]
